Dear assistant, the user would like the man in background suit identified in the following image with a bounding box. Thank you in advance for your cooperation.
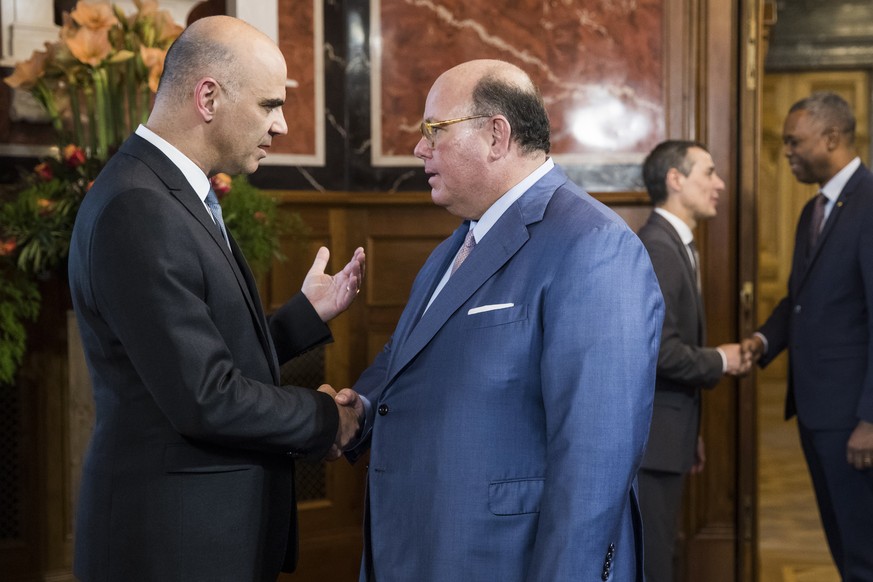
[743,92,873,580]
[636,140,749,582]
[68,16,364,582]
[335,59,664,581]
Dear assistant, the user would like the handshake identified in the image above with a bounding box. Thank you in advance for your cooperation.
[318,385,365,460]
[719,335,766,377]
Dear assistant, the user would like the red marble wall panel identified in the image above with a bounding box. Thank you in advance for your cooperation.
[373,0,665,165]
[274,0,318,158]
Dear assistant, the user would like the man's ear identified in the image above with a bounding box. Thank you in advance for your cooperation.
[195,78,220,122]
[824,127,842,151]
[489,115,512,158]
[665,167,684,193]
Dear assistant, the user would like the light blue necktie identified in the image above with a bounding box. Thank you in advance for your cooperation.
[205,188,230,248]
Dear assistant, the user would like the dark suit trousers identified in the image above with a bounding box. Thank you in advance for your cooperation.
[798,423,873,581]
[638,469,685,582]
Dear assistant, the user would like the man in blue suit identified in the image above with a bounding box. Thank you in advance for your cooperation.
[744,92,873,580]
[336,59,664,581]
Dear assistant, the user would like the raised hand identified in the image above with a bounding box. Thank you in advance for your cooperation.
[302,246,366,322]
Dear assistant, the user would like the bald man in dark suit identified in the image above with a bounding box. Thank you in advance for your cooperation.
[69,17,365,582]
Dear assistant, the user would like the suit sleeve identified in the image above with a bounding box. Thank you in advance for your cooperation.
[87,189,338,456]
[269,292,332,364]
[857,210,873,422]
[526,224,664,581]
[757,201,812,368]
[643,234,723,387]
[757,296,791,367]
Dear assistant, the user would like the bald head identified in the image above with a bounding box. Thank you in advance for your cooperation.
[435,59,551,155]
[146,16,289,176]
[156,16,277,106]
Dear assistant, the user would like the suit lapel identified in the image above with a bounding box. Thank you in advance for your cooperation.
[387,205,530,384]
[388,224,468,355]
[384,166,565,385]
[794,165,863,292]
[651,213,705,342]
[120,135,279,380]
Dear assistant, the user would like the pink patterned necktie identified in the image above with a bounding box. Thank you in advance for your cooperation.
[451,230,476,275]
[810,192,827,247]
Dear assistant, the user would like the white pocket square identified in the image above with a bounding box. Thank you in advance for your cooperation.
[468,303,514,315]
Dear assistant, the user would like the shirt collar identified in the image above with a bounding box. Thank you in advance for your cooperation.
[654,207,695,246]
[820,156,861,203]
[136,124,212,202]
[471,157,555,242]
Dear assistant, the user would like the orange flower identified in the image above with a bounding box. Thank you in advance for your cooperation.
[37,198,56,216]
[253,211,267,223]
[156,11,184,43]
[71,1,119,31]
[140,46,167,93]
[3,48,49,90]
[133,0,160,18]
[65,25,113,66]
[210,173,233,197]
[34,162,53,181]
[0,237,17,257]
[63,144,87,168]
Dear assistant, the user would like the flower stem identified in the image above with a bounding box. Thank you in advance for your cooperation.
[92,68,111,161]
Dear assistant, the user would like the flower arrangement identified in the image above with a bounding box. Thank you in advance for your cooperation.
[0,1,297,385]
[210,172,306,276]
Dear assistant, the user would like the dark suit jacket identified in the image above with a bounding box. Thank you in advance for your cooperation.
[637,212,723,474]
[759,164,873,430]
[68,134,339,582]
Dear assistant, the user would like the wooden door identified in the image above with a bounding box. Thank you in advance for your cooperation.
[680,0,760,579]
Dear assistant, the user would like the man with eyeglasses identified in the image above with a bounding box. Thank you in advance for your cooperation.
[334,59,664,581]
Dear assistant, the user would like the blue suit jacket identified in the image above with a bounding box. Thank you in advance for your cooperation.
[349,165,664,581]
[759,164,873,429]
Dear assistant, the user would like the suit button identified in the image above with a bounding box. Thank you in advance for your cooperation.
[378,404,390,416]
[794,304,801,314]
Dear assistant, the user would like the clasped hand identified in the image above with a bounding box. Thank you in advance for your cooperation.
[317,385,365,461]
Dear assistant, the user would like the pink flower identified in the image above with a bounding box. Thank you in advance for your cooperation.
[34,162,53,181]
[210,173,233,198]
[63,144,86,168]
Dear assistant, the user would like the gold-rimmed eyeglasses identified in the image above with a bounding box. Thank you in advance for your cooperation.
[419,114,489,147]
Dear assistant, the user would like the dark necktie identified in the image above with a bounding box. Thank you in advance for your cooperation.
[205,188,230,248]
[809,192,827,247]
[688,240,702,293]
[451,230,476,275]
